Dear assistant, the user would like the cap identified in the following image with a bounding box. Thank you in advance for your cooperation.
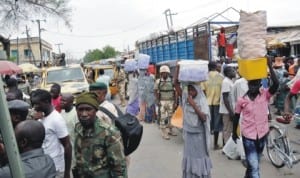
[75,92,100,109]
[8,100,30,111]
[89,82,108,91]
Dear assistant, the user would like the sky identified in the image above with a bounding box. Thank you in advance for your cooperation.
[11,0,300,59]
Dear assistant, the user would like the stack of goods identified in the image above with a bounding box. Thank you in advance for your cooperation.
[237,10,268,80]
[211,36,219,62]
[136,53,150,69]
[178,60,208,82]
[124,59,137,72]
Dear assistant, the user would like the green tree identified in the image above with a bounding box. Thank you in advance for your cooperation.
[83,49,104,63]
[83,45,119,63]
[102,45,118,59]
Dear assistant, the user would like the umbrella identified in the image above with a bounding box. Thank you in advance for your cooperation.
[18,63,40,73]
[0,60,22,75]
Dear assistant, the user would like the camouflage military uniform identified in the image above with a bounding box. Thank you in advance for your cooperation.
[74,118,127,178]
[115,68,126,106]
[155,77,176,139]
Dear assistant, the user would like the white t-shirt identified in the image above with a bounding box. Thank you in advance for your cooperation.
[232,77,248,107]
[40,110,69,172]
[219,77,234,114]
[61,107,79,168]
[96,100,119,124]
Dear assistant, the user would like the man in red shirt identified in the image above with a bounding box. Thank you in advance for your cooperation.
[50,83,62,112]
[232,57,279,178]
[217,27,226,59]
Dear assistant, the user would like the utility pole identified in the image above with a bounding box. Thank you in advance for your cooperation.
[25,25,36,65]
[16,37,19,65]
[34,19,46,67]
[163,9,177,30]
[55,43,63,54]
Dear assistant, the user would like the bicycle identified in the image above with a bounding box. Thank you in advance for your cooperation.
[266,121,300,168]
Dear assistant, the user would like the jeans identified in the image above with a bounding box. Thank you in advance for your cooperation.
[242,135,267,178]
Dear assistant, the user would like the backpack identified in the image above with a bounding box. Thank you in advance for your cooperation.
[99,105,143,156]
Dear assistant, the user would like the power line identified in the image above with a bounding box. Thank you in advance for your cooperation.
[44,15,162,38]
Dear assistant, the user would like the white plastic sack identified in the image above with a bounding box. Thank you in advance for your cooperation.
[178,60,208,82]
[237,10,267,59]
[124,59,137,72]
[136,53,150,69]
[222,136,244,160]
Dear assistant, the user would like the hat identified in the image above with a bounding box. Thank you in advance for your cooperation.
[75,92,100,109]
[89,82,107,91]
[159,65,170,73]
[8,100,30,111]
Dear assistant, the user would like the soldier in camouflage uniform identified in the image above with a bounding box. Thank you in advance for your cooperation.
[155,65,177,140]
[74,92,127,178]
[114,65,126,107]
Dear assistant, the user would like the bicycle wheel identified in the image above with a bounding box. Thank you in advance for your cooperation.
[266,126,288,168]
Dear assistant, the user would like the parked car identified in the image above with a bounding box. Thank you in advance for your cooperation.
[40,64,89,95]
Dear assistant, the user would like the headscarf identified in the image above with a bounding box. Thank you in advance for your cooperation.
[75,92,100,109]
[182,83,211,150]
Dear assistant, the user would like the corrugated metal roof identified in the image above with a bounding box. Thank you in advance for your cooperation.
[267,29,300,44]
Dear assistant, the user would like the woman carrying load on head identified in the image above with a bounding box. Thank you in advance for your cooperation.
[174,62,212,178]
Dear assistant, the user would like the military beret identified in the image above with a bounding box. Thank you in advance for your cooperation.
[8,100,30,111]
[89,82,107,91]
[75,92,100,109]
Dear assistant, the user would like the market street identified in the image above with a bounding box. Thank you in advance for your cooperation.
[125,117,300,178]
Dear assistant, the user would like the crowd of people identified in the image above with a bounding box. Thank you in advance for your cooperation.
[1,54,300,178]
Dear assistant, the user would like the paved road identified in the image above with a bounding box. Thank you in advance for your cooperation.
[126,121,300,178]
[114,98,300,178]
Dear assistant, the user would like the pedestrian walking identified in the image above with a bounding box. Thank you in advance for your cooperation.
[219,66,236,145]
[126,70,139,116]
[232,57,279,178]
[201,61,224,149]
[174,64,212,178]
[155,65,177,140]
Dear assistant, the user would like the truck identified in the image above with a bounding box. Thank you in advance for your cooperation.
[136,7,239,63]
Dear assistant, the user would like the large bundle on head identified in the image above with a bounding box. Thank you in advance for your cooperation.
[178,60,208,82]
[136,53,150,69]
[124,59,137,72]
[237,10,268,80]
[237,10,267,59]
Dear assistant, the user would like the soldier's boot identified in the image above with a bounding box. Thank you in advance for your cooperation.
[168,128,177,136]
[161,128,170,140]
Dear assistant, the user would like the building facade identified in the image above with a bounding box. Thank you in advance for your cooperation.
[0,37,53,65]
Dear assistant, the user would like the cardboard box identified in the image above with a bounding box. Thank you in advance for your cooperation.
[238,57,267,80]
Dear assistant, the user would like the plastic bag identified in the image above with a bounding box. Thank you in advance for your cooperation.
[136,53,150,69]
[222,136,244,160]
[124,59,137,72]
[178,60,208,82]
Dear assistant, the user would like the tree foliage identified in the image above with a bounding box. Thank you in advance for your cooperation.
[0,0,72,30]
[0,0,72,59]
[83,45,119,63]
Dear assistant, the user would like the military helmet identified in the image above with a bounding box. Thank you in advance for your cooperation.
[159,65,170,73]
